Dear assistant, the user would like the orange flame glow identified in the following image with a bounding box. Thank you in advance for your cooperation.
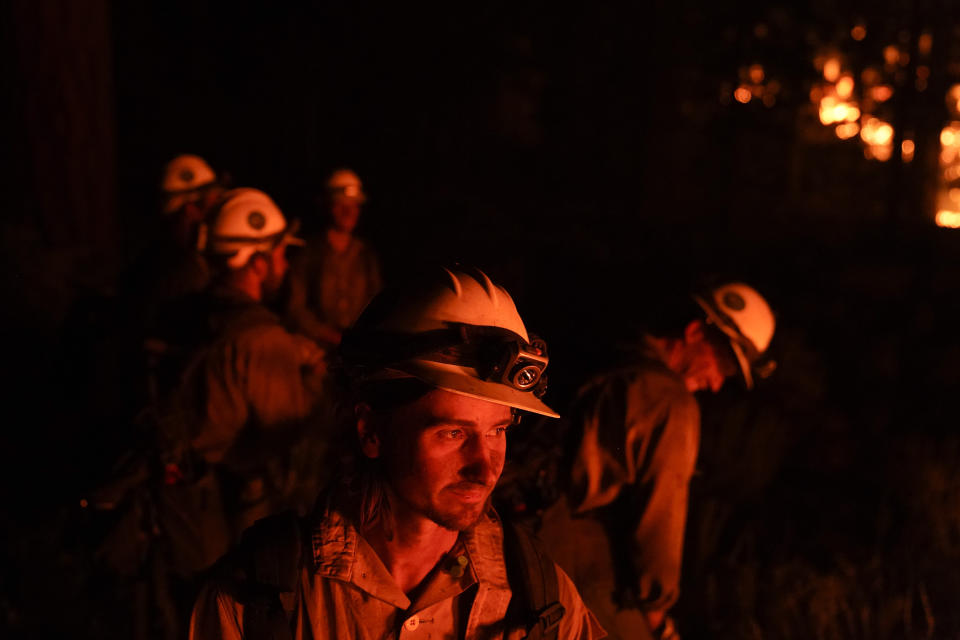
[883,45,900,66]
[836,75,855,99]
[823,58,841,82]
[902,139,915,162]
[870,85,893,102]
[835,122,860,140]
[936,210,960,228]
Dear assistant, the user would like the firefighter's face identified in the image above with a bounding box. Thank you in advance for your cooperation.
[330,198,361,233]
[262,243,289,294]
[677,320,738,393]
[365,389,512,531]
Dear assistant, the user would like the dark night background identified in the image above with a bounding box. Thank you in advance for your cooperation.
[5,1,960,638]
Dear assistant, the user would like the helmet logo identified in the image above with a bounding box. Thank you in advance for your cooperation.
[179,168,195,183]
[723,291,746,311]
[248,211,266,230]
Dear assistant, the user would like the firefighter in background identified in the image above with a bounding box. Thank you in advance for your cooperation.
[285,168,382,347]
[161,154,226,251]
[149,154,225,302]
[129,155,225,325]
[190,267,605,640]
[120,155,227,415]
[162,187,328,568]
[536,283,776,640]
[90,188,329,640]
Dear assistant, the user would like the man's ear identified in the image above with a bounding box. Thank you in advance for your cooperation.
[248,253,270,280]
[356,403,381,459]
[684,319,706,344]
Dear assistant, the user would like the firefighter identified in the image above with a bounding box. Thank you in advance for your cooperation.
[190,267,606,640]
[535,282,776,640]
[128,154,225,340]
[162,187,328,558]
[285,168,382,347]
[160,154,226,250]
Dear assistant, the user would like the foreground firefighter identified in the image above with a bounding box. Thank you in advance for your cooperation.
[189,267,605,640]
[534,283,776,640]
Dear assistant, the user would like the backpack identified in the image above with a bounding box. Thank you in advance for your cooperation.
[236,511,566,640]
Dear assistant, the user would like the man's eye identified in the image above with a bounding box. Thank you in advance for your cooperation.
[441,429,464,440]
[488,426,509,437]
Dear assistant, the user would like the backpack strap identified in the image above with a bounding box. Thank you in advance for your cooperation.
[237,510,306,640]
[502,521,566,640]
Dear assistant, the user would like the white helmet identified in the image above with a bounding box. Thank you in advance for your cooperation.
[693,282,776,389]
[161,154,218,213]
[201,188,304,269]
[326,168,366,203]
[340,267,559,418]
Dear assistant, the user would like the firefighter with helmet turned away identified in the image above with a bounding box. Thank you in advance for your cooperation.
[285,168,382,347]
[525,282,776,640]
[159,187,329,577]
[128,154,226,338]
[161,154,226,251]
[190,267,606,640]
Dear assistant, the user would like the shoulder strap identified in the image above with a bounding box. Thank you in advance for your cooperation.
[502,521,566,640]
[238,510,306,640]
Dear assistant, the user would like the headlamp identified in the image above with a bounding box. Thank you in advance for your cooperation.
[341,325,551,397]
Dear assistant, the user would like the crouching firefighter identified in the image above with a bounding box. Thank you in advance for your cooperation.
[189,267,606,640]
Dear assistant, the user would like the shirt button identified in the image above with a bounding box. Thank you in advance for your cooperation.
[404,615,420,631]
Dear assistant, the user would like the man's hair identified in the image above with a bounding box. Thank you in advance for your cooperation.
[640,293,705,340]
[330,377,434,533]
[206,249,270,282]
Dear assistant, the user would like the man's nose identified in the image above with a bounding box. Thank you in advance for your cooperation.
[459,434,496,481]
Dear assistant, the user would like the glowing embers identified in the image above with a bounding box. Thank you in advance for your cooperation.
[937,121,960,228]
[870,85,894,103]
[733,64,780,107]
[859,117,894,161]
[947,84,960,118]
[936,210,960,228]
[836,75,855,99]
[835,122,860,140]
[901,139,915,163]
[819,95,860,126]
[823,57,842,83]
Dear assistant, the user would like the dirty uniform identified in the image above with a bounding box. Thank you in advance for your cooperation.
[538,338,700,640]
[176,291,324,465]
[190,497,606,640]
[161,287,327,572]
[286,236,381,343]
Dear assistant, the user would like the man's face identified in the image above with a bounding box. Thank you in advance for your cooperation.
[262,242,289,295]
[676,322,739,393]
[330,198,361,234]
[376,389,513,531]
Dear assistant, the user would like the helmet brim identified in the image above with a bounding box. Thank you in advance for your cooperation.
[393,360,560,418]
[281,219,306,246]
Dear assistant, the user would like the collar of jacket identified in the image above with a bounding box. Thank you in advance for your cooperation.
[309,501,511,606]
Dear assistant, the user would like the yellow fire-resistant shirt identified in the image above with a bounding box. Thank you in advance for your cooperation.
[190,503,606,640]
[172,296,325,466]
[539,339,699,639]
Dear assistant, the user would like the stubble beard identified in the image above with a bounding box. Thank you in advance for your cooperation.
[424,494,492,532]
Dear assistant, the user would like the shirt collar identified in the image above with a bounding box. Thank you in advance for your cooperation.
[309,502,510,607]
